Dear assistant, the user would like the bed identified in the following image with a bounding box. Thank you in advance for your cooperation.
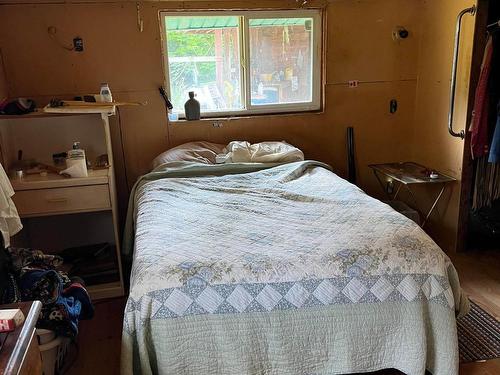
[121,143,468,375]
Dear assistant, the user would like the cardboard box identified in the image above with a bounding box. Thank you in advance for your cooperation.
[0,309,25,332]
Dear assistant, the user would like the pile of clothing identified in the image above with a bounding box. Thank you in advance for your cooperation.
[0,98,36,115]
[0,247,94,338]
[0,162,93,338]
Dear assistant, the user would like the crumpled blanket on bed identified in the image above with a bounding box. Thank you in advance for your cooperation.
[216,141,304,163]
[121,161,468,375]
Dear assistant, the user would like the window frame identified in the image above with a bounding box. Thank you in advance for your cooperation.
[160,9,322,118]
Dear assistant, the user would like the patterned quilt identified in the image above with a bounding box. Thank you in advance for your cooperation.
[121,161,468,375]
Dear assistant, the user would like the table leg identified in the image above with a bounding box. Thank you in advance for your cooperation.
[421,184,446,228]
[393,183,403,200]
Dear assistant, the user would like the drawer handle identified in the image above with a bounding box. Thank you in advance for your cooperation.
[46,197,69,203]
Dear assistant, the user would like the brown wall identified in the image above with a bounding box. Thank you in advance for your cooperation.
[0,0,475,252]
[410,0,476,251]
[0,0,420,186]
[0,49,7,101]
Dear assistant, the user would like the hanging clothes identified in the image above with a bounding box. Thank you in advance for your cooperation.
[0,163,22,247]
[470,29,500,210]
[488,104,500,162]
[470,35,494,158]
[472,156,500,209]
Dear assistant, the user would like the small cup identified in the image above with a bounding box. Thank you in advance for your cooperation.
[168,113,179,122]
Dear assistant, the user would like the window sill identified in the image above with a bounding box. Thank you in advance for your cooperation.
[168,109,325,125]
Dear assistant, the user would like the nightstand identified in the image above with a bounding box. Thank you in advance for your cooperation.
[0,106,124,300]
[368,162,456,228]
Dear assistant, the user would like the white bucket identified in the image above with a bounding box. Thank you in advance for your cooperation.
[36,329,56,345]
[36,329,70,375]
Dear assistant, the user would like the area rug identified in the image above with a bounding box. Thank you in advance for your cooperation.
[458,300,500,363]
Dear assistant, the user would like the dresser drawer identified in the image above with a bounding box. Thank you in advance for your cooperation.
[13,185,111,217]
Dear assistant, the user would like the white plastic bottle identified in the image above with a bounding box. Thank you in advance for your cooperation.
[100,83,113,103]
[64,141,88,177]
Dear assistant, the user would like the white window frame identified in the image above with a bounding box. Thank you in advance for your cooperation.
[160,9,322,118]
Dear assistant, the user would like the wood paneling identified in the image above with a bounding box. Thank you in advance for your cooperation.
[0,0,473,251]
[410,0,477,251]
[0,0,420,182]
[326,0,420,84]
[168,80,417,198]
[0,3,164,95]
[0,49,7,101]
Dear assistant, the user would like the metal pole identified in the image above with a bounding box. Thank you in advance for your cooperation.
[448,5,476,139]
[422,185,447,228]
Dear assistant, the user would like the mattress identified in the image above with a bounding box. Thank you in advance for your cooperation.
[121,161,468,375]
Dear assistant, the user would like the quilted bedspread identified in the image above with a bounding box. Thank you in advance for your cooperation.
[121,161,468,375]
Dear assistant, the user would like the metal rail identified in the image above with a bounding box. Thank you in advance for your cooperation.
[487,19,500,31]
[448,5,476,139]
[4,301,42,375]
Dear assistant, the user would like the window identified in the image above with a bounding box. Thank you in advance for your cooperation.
[161,10,322,118]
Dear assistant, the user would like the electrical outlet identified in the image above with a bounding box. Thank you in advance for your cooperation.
[392,26,409,41]
[348,80,359,88]
[212,121,223,128]
[73,37,84,52]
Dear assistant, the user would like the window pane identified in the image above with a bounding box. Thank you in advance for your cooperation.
[249,18,314,106]
[165,16,242,114]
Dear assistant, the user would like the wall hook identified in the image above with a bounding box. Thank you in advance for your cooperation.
[390,99,398,114]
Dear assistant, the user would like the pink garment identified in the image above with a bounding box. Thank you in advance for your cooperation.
[470,35,493,159]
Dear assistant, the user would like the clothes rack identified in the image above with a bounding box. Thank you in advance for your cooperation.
[487,19,500,32]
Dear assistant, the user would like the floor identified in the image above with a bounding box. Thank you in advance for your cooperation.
[451,250,500,375]
[66,250,500,375]
[65,297,125,375]
[451,250,500,320]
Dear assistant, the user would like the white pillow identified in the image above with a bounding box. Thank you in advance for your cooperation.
[152,141,226,168]
[217,141,304,163]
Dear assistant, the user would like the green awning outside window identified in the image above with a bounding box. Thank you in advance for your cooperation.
[165,16,310,31]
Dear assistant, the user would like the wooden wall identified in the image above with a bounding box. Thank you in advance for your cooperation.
[0,0,476,252]
[0,0,420,184]
[0,49,7,101]
[410,0,476,251]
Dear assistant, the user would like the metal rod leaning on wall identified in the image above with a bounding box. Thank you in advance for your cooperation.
[448,5,476,139]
